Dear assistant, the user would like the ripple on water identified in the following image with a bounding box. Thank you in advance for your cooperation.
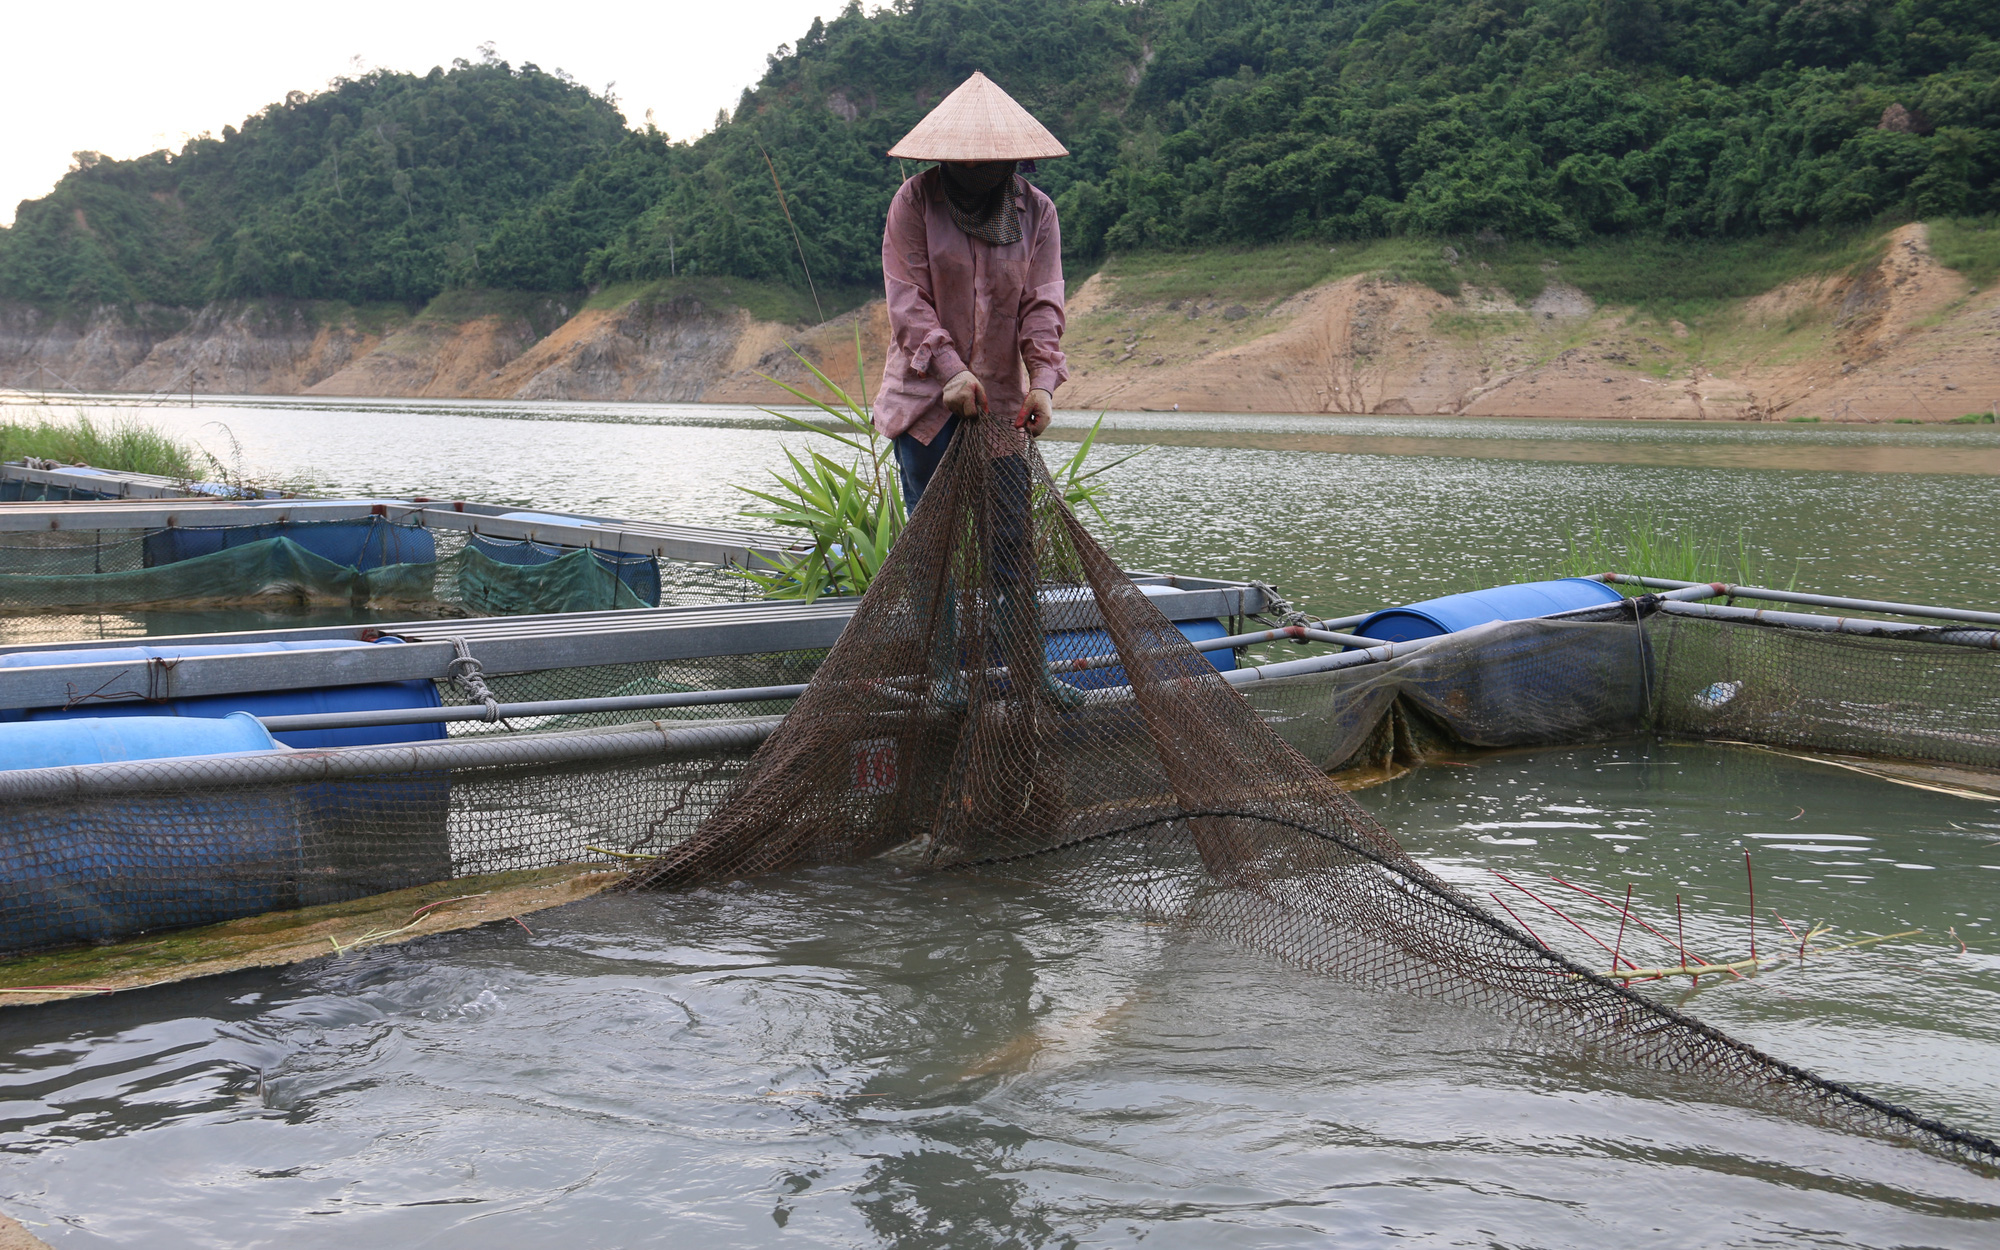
[3,399,1998,1242]
[0,853,1996,1247]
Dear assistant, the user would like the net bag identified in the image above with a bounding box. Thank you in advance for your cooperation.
[619,416,1999,1165]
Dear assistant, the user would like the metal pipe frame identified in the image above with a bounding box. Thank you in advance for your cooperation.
[0,461,273,500]
[1045,620,1382,677]
[0,587,1271,709]
[1535,583,1727,622]
[3,623,1406,794]
[0,495,806,570]
[254,614,1331,731]
[1225,634,1444,684]
[1593,574,2000,628]
[1655,599,2000,649]
[1,476,1283,589]
[0,716,782,803]
[259,683,813,731]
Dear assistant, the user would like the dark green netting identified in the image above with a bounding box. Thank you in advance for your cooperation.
[448,545,651,616]
[0,538,437,610]
[0,538,655,617]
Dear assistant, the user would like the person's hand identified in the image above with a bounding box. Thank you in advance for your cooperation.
[1016,388,1053,437]
[942,370,987,419]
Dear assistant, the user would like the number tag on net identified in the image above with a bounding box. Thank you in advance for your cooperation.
[850,737,897,796]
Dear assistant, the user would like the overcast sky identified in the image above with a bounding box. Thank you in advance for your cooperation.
[1,0,855,225]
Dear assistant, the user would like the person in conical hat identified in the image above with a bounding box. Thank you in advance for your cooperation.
[875,71,1070,510]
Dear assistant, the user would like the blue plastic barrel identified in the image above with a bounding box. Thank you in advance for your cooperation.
[1045,586,1236,690]
[0,710,279,771]
[0,712,298,951]
[0,639,445,749]
[1355,579,1624,643]
[0,639,457,943]
[142,517,436,572]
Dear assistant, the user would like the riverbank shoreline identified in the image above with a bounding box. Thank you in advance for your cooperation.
[5,224,1996,426]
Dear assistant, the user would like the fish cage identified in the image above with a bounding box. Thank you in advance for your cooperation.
[0,466,813,643]
[0,573,1995,960]
[0,576,1273,951]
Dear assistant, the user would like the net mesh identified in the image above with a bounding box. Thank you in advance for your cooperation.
[0,518,758,626]
[0,731,762,952]
[1241,615,1649,774]
[8,444,2000,1163]
[1649,611,2000,768]
[610,417,2000,1166]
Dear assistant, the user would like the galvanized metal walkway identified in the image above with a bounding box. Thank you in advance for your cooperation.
[0,581,1271,708]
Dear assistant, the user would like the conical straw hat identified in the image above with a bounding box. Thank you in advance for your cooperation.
[887,72,1069,161]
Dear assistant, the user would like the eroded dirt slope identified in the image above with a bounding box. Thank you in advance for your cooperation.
[1060,223,1998,422]
[5,225,1992,420]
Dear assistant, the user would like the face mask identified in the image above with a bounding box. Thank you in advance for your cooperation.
[941,161,1017,198]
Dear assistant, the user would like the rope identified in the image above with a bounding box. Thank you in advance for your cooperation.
[1248,580,1310,628]
[447,637,502,723]
[1630,593,1656,719]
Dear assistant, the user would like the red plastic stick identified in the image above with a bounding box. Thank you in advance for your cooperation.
[1772,909,1803,962]
[1550,876,1718,972]
[1744,850,1758,960]
[1611,884,1633,975]
[1490,891,1551,951]
[1494,872,1641,971]
[1678,893,1694,988]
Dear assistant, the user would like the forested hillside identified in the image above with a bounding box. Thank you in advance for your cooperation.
[4,0,1996,311]
[0,58,625,305]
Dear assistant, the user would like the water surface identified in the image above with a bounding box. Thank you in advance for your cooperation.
[1,743,1995,1247]
[12,394,2000,620]
[2,394,1998,1242]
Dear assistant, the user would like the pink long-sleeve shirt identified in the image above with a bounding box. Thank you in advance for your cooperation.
[873,168,1069,444]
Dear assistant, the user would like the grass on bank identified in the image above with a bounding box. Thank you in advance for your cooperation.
[736,330,1142,601]
[0,410,197,478]
[581,275,876,326]
[412,287,579,339]
[1088,227,1887,323]
[1927,215,2000,288]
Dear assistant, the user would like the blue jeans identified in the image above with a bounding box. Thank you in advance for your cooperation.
[893,415,959,513]
[894,415,1030,588]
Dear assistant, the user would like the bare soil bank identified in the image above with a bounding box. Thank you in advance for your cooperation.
[3,225,1993,422]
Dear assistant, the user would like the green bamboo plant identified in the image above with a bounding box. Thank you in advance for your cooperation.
[737,327,1143,601]
[1514,510,1799,593]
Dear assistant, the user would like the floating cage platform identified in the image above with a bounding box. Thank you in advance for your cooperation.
[0,458,817,639]
[0,569,1996,965]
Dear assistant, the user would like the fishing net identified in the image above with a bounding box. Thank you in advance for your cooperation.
[0,721,767,951]
[616,415,2000,1166]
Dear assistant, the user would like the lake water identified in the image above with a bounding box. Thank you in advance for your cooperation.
[12,394,2000,617]
[2,395,1998,1244]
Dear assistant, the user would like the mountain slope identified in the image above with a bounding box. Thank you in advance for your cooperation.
[4,1,1995,312]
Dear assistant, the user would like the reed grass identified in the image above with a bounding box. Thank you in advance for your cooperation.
[1519,512,1796,593]
[0,410,197,478]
